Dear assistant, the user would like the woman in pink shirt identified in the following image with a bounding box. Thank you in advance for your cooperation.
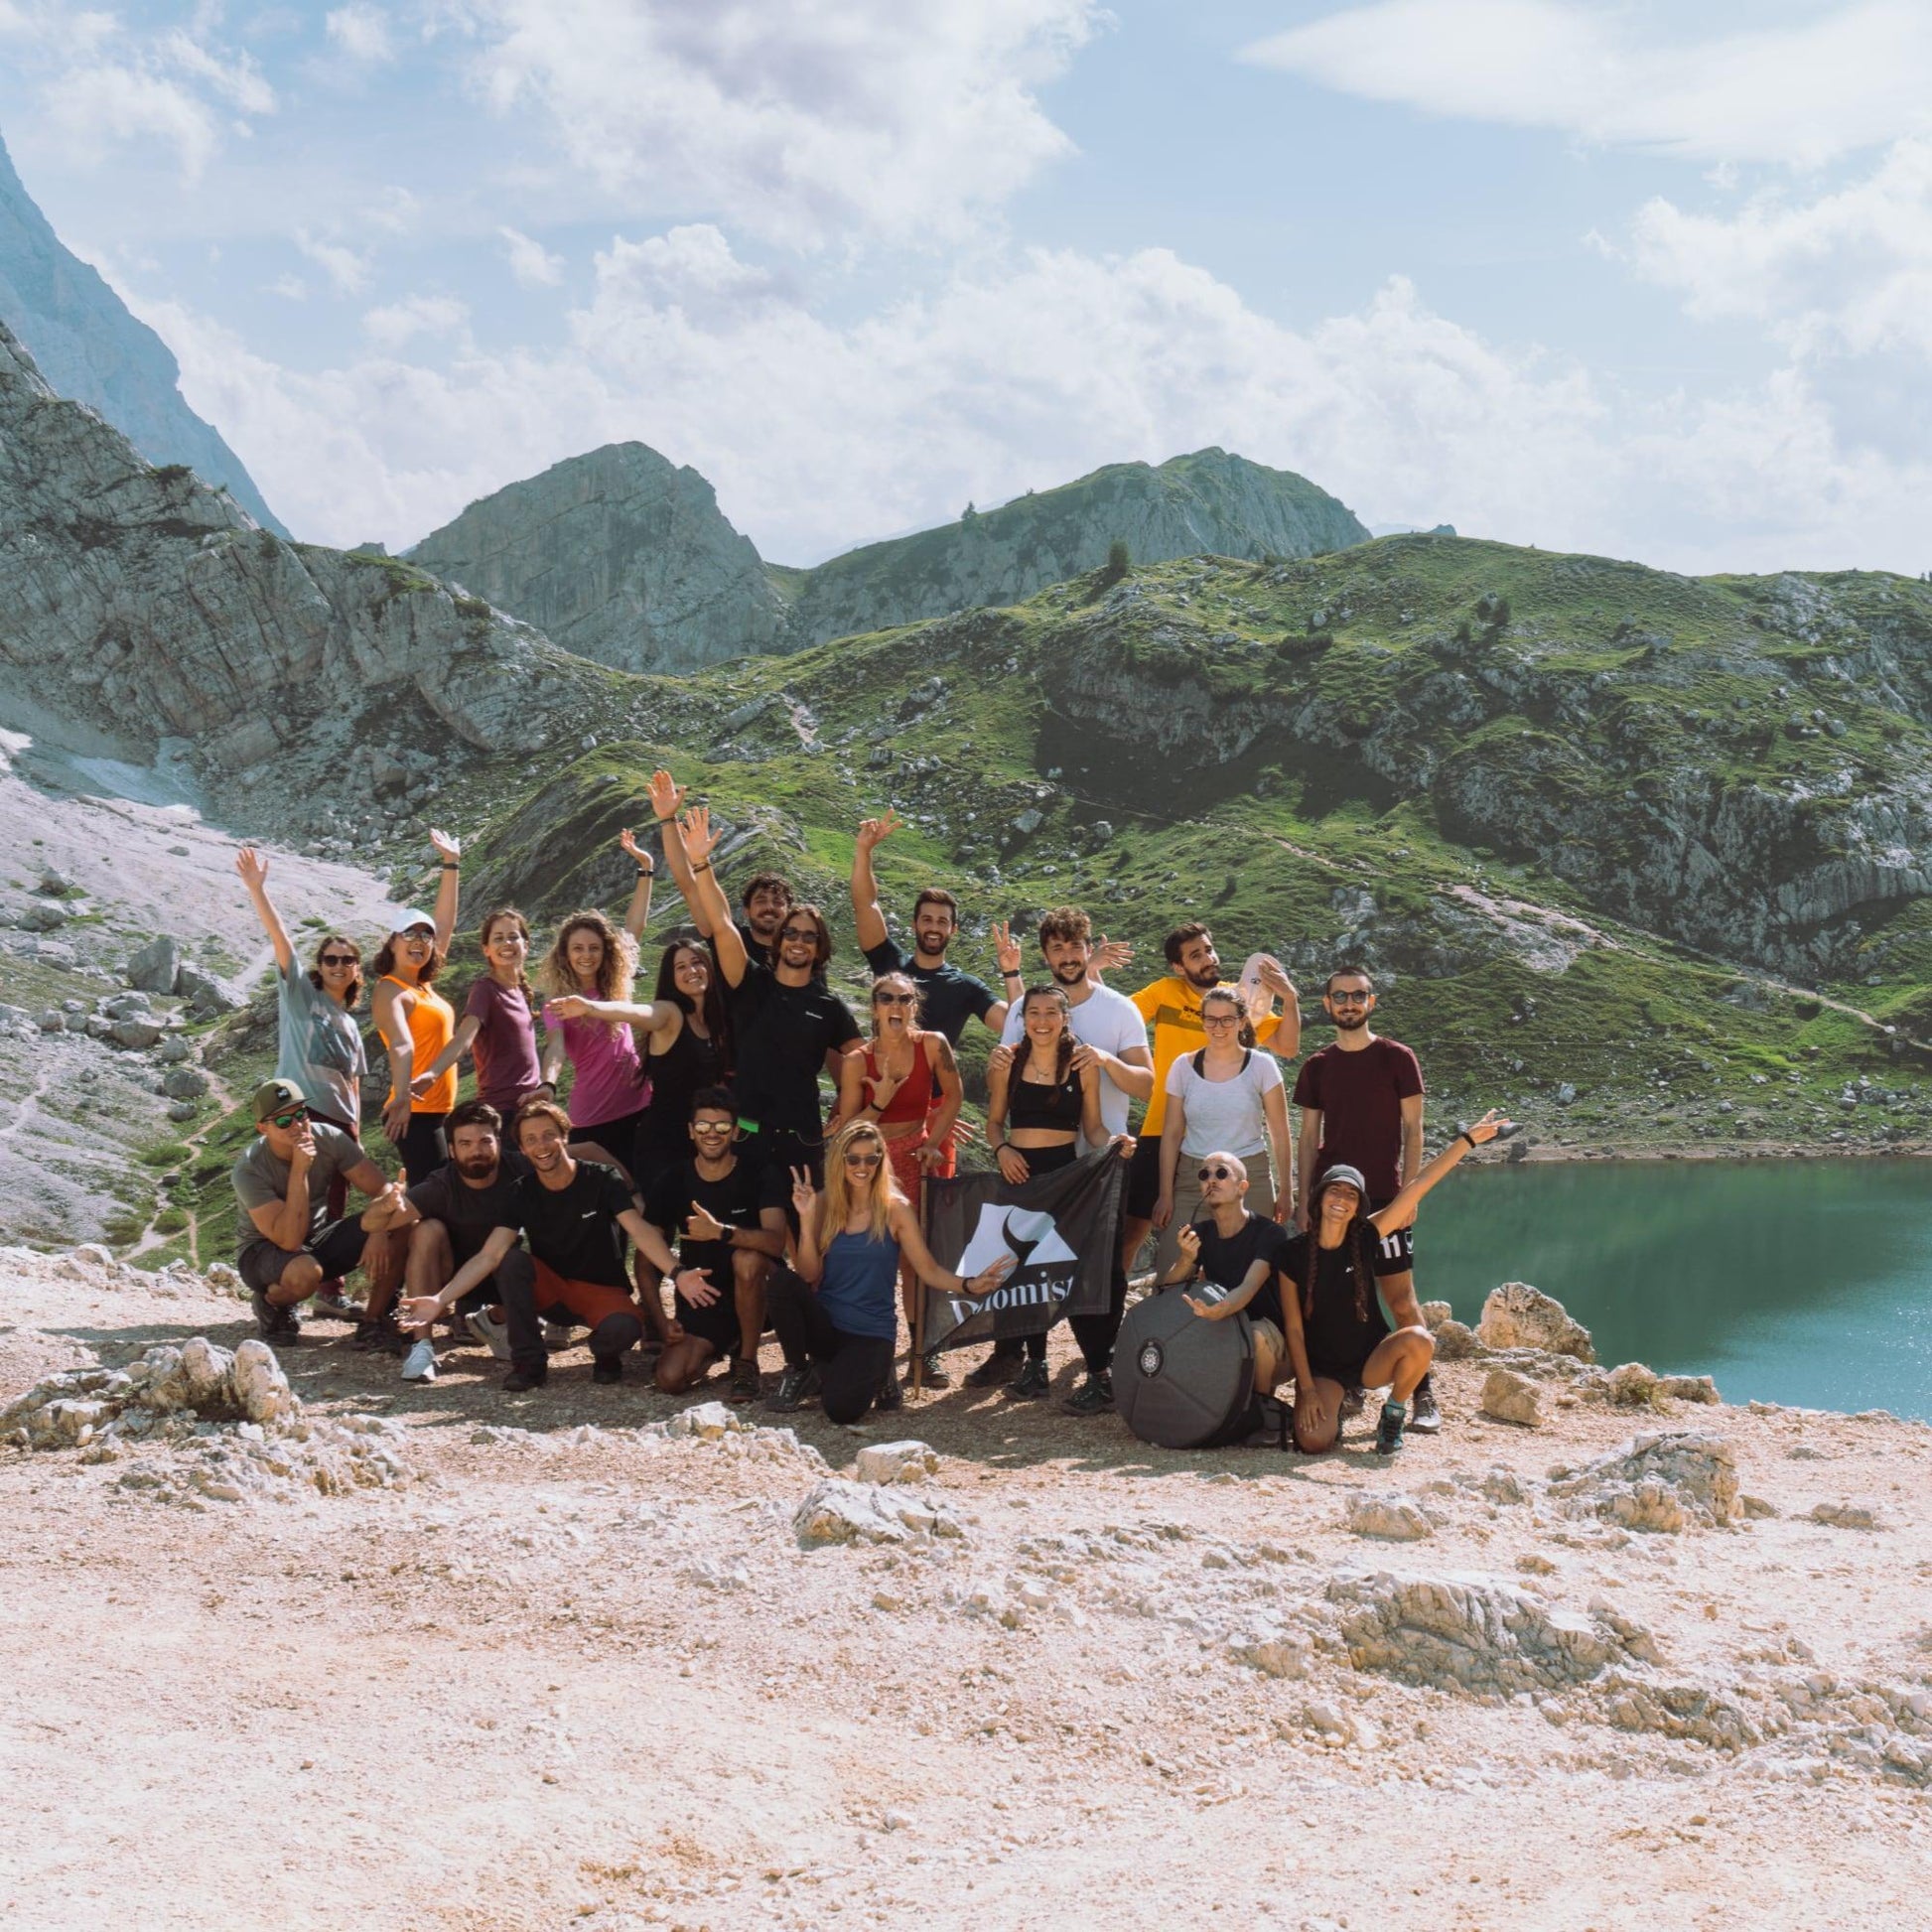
[537,907,657,1181]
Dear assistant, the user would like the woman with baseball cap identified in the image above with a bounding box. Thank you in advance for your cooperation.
[370,831,463,1181]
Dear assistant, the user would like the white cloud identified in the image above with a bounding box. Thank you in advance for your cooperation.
[41,65,221,177]
[361,293,471,347]
[160,29,275,114]
[267,272,309,300]
[1244,1,1932,167]
[122,228,1932,578]
[460,0,1104,247]
[326,4,395,63]
[365,185,422,234]
[498,224,563,287]
[294,228,372,295]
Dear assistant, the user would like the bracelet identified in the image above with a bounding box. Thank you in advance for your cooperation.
[440,862,459,871]
[1001,968,1022,981]
[538,1079,557,1093]
[653,813,676,824]
[635,864,654,878]
[1457,1130,1475,1150]
[691,859,713,875]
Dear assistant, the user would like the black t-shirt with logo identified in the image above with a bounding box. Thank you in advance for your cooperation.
[726,958,860,1140]
[644,1156,788,1309]
[406,1151,531,1268]
[507,1160,634,1287]
[1187,1211,1291,1328]
[1278,1226,1407,1365]
[863,937,997,1045]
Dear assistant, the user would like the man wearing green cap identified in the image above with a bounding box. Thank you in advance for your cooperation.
[231,1077,419,1345]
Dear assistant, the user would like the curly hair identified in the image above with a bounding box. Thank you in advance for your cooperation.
[538,908,637,1005]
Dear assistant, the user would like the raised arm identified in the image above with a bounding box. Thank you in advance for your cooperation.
[790,1170,825,1284]
[850,811,898,955]
[1371,1110,1511,1236]
[617,828,655,939]
[646,770,705,928]
[1251,956,1301,1059]
[677,804,747,987]
[234,846,295,974]
[427,828,462,955]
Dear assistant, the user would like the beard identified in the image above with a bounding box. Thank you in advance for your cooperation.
[456,1157,498,1181]
[1330,1010,1369,1032]
[1186,964,1219,991]
[1050,959,1087,986]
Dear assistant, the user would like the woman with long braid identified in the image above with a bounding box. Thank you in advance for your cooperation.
[1275,1108,1510,1456]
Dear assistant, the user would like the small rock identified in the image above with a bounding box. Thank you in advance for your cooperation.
[20,901,69,930]
[36,1009,62,1033]
[126,934,183,994]
[167,1100,199,1122]
[1432,1317,1480,1361]
[1476,1283,1594,1361]
[162,1066,210,1100]
[1480,1367,1546,1428]
[111,1018,165,1049]
[1345,1491,1436,1541]
[1811,1500,1885,1531]
[855,1440,940,1485]
[176,964,241,1014]
[793,1477,961,1548]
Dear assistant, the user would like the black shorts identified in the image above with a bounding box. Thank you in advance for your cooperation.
[675,1287,739,1355]
[1369,1213,1415,1271]
[237,1215,367,1293]
[1126,1133,1163,1218]
[570,1107,647,1175]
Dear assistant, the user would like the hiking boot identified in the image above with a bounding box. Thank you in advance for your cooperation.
[400,1338,437,1384]
[591,1354,623,1386]
[502,1362,546,1393]
[919,1350,950,1389]
[350,1317,404,1356]
[1409,1377,1442,1435]
[964,1347,1019,1389]
[728,1356,761,1405]
[466,1308,512,1361]
[250,1289,282,1341]
[877,1365,904,1412]
[1374,1400,1407,1456]
[1061,1369,1114,1416]
[1007,1356,1050,1401]
[766,1365,821,1413]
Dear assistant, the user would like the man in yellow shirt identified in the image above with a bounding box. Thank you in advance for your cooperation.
[1118,923,1301,1271]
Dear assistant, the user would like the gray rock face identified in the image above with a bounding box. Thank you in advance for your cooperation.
[125,937,181,995]
[0,134,285,534]
[781,449,1368,649]
[0,324,615,761]
[1549,1431,1739,1532]
[409,442,787,674]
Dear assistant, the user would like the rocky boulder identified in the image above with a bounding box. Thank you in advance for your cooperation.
[124,936,181,994]
[1549,1431,1739,1532]
[1480,1367,1548,1428]
[1476,1283,1595,1362]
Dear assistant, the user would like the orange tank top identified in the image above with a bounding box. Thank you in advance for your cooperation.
[379,974,457,1114]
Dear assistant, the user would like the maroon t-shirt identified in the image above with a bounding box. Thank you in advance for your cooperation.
[1291,1035,1424,1204]
[464,976,542,1117]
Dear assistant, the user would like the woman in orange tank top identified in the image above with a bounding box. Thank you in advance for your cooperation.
[369,831,462,1181]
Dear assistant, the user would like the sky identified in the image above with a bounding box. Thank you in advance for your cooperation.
[1,0,1929,574]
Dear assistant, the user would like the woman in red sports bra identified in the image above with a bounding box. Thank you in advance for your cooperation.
[831,972,963,1377]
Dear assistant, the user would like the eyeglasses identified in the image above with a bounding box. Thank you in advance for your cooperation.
[319,952,358,968]
[401,928,435,943]
[1197,1165,1235,1181]
[875,993,916,1006]
[269,1108,309,1129]
[844,1150,884,1168]
[1327,991,1370,1005]
[1201,1012,1239,1027]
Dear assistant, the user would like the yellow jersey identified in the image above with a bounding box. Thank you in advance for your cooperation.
[1129,975,1282,1139]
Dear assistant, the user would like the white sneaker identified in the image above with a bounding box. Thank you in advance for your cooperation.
[466,1308,512,1360]
[543,1320,574,1351]
[401,1338,437,1383]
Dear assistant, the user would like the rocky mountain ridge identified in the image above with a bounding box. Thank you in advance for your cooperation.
[0,134,285,535]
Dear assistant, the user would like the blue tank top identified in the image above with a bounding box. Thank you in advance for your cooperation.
[816,1227,901,1339]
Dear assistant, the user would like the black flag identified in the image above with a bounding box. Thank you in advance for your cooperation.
[918,1146,1125,1352]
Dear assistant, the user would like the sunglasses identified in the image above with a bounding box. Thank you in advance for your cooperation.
[1197,1165,1236,1181]
[875,992,916,1006]
[779,925,818,942]
[844,1150,884,1168]
[318,952,358,968]
[691,1120,735,1136]
[400,928,435,943]
[269,1108,309,1129]
[1327,991,1370,1005]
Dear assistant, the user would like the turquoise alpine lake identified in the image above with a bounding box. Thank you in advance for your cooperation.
[1418,1157,1932,1422]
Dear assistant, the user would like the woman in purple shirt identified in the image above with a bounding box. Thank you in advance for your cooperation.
[538,908,655,1181]
[413,906,543,1122]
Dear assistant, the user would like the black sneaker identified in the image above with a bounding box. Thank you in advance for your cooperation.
[349,1318,404,1355]
[1409,1378,1442,1435]
[1340,1385,1367,1421]
[728,1356,761,1405]
[877,1366,903,1412]
[250,1289,280,1340]
[766,1365,820,1413]
[1374,1400,1407,1455]
[591,1355,622,1386]
[964,1347,1019,1389]
[1007,1357,1050,1401]
[1061,1370,1114,1416]
[503,1362,546,1393]
[919,1350,950,1389]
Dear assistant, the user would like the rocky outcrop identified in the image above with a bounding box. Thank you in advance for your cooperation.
[0,134,284,533]
[781,449,1367,648]
[0,323,613,761]
[408,441,787,674]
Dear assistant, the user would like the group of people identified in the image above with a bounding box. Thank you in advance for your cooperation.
[230,768,1501,1453]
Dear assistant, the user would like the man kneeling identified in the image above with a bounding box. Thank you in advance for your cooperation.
[1164,1150,1294,1394]
[400,1099,703,1390]
[644,1089,787,1405]
[232,1078,416,1344]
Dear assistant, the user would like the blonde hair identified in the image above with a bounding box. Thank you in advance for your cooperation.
[821,1120,899,1242]
[538,909,637,1005]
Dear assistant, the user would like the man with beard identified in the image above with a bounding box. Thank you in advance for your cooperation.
[400,1100,704,1392]
[391,1099,534,1385]
[990,906,1152,1414]
[849,809,1009,1046]
[648,768,798,964]
[1290,965,1440,1434]
[1115,921,1300,1282]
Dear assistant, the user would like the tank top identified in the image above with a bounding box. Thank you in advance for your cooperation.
[1008,1057,1084,1134]
[815,1227,901,1339]
[378,974,457,1114]
[636,1013,728,1159]
[864,1036,936,1127]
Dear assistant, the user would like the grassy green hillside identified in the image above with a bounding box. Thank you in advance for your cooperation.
[159,535,1932,1266]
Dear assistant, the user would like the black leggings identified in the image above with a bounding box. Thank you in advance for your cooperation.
[391,1111,448,1185]
[767,1270,895,1426]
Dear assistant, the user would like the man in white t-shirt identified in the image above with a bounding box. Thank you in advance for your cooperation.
[989,905,1152,1415]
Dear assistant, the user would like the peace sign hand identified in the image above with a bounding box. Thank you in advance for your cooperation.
[992,920,1023,979]
[857,810,901,853]
[788,1165,816,1221]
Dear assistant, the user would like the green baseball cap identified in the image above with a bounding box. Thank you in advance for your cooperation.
[252,1077,307,1121]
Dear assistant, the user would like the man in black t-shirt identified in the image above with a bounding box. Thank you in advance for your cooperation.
[1162,1151,1293,1393]
[399,1099,533,1369]
[850,810,1007,1046]
[643,1088,788,1404]
[401,1100,701,1391]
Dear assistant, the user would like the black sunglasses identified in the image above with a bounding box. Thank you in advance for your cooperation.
[318,952,358,967]
[270,1108,309,1129]
[1197,1165,1235,1181]
[779,925,818,942]
[691,1120,735,1135]
[844,1149,884,1168]
[1327,991,1370,1005]
[875,992,916,1006]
